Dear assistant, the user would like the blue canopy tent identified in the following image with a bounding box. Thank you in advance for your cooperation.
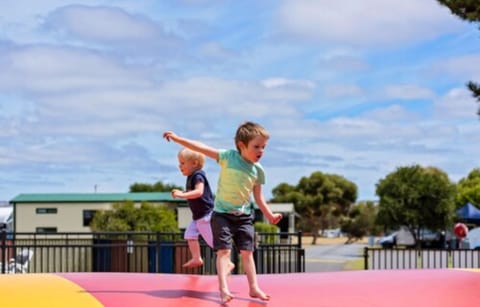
[456,203,480,225]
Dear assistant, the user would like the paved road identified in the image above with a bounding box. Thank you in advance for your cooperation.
[304,242,367,272]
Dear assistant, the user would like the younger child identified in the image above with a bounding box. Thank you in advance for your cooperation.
[164,121,282,304]
[170,148,214,268]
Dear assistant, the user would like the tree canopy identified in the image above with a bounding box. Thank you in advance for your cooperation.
[270,171,357,244]
[437,0,480,22]
[90,200,179,232]
[375,165,455,243]
[341,201,381,243]
[437,0,480,115]
[455,168,480,208]
[129,181,182,192]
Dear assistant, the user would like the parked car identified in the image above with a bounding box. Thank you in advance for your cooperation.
[321,228,343,238]
[377,227,414,248]
[418,229,448,248]
[376,232,398,248]
[377,227,449,249]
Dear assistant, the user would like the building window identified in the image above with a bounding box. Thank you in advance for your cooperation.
[83,210,98,227]
[36,208,58,214]
[36,227,57,233]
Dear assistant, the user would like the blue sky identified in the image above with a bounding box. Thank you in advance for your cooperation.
[1,0,479,202]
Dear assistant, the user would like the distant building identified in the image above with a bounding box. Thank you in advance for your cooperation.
[10,193,187,233]
[257,203,297,234]
[9,193,296,234]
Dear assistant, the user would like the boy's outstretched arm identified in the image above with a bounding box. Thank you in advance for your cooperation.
[253,185,282,225]
[163,131,219,161]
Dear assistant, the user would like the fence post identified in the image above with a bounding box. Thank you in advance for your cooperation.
[297,231,302,249]
[363,247,369,270]
[156,232,161,273]
[297,231,304,272]
[0,228,6,274]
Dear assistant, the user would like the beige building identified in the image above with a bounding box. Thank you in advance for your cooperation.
[10,193,188,233]
[264,203,297,233]
[10,193,296,234]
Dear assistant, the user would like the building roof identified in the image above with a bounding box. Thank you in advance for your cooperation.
[268,203,295,213]
[10,192,185,204]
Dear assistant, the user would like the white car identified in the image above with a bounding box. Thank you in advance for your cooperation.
[376,227,415,248]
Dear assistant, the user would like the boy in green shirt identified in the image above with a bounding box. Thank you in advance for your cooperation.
[164,121,282,304]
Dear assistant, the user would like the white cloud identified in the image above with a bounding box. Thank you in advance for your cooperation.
[323,84,365,99]
[0,46,151,94]
[276,0,465,48]
[384,84,435,100]
[198,42,236,60]
[431,54,480,81]
[0,43,315,137]
[0,0,478,203]
[433,87,478,119]
[261,77,315,89]
[361,104,419,122]
[317,54,370,72]
[44,5,176,44]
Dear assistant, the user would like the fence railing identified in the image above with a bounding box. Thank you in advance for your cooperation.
[0,231,304,275]
[364,247,480,270]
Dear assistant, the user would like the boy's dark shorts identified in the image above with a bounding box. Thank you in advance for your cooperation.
[211,211,254,251]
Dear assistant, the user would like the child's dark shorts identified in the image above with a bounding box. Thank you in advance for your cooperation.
[211,211,254,251]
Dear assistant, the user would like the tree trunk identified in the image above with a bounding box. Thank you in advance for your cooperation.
[311,231,319,245]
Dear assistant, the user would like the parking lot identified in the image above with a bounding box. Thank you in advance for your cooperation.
[303,237,367,272]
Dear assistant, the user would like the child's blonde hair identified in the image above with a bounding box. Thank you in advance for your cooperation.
[234,121,269,152]
[178,148,205,168]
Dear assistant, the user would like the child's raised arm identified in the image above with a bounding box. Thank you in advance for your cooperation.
[163,131,219,161]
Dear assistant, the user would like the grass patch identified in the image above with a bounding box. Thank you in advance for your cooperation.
[301,236,369,246]
[343,258,365,270]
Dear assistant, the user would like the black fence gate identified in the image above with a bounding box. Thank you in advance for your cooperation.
[1,231,305,275]
[364,247,480,270]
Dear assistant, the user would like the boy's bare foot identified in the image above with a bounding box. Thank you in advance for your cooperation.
[182,259,203,268]
[249,289,270,301]
[227,261,235,275]
[220,290,234,304]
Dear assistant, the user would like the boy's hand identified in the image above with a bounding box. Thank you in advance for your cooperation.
[269,213,282,225]
[163,131,178,142]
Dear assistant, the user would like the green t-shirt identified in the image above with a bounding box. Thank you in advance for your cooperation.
[214,149,265,215]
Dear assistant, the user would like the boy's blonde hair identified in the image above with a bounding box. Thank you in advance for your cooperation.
[178,148,205,168]
[234,121,269,152]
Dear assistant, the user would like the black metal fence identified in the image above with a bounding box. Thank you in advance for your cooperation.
[364,247,480,270]
[0,231,304,275]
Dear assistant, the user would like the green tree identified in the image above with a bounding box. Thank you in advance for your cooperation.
[437,0,480,22]
[129,181,182,192]
[375,165,455,245]
[437,0,480,115]
[271,171,357,245]
[254,222,279,244]
[455,168,480,208]
[341,201,381,243]
[90,200,179,232]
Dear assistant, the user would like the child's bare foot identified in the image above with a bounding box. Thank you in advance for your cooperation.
[227,261,235,275]
[182,259,203,268]
[220,290,234,304]
[249,288,270,301]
